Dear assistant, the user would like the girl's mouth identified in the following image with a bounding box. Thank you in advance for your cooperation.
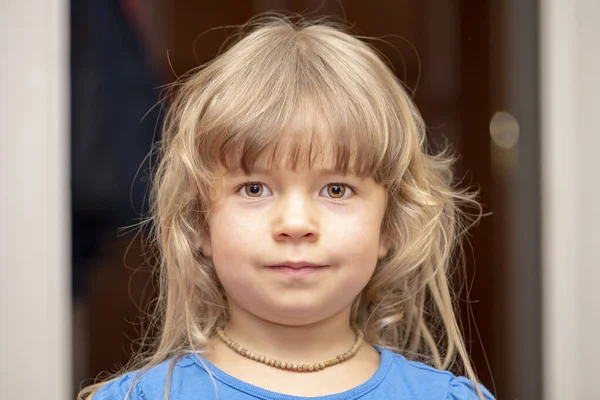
[266,262,329,277]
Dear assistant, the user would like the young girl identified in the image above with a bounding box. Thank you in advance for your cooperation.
[80,16,495,400]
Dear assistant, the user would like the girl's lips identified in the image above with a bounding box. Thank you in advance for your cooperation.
[266,264,328,277]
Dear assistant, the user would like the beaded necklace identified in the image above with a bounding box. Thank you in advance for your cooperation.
[215,327,364,372]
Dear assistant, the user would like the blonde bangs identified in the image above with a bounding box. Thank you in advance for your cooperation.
[204,86,381,178]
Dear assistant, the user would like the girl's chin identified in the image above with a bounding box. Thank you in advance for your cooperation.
[247,303,353,327]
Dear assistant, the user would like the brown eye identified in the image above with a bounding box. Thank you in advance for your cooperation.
[244,183,264,197]
[326,184,345,198]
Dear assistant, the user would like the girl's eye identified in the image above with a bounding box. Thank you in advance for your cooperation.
[239,182,272,198]
[320,183,353,200]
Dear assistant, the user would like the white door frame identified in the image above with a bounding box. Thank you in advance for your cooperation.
[541,1,600,399]
[0,1,71,399]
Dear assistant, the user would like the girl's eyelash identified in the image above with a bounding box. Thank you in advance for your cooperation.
[235,181,261,190]
[340,183,357,193]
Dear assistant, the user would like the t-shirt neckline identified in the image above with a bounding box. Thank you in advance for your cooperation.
[187,345,394,400]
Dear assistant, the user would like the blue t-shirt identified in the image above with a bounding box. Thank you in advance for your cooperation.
[93,347,495,399]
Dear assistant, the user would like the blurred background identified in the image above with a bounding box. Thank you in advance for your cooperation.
[1,1,599,399]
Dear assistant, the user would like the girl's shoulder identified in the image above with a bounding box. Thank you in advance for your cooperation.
[382,347,495,400]
[90,354,201,400]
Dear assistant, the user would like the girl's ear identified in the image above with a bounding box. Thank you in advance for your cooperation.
[200,228,212,257]
[378,234,391,258]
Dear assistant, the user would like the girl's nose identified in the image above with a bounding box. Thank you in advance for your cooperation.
[272,193,320,242]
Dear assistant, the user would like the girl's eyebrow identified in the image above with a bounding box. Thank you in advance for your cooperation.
[242,167,349,176]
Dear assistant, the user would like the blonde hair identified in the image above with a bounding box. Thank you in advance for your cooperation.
[79,15,485,400]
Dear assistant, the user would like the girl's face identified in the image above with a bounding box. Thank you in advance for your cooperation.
[202,158,389,326]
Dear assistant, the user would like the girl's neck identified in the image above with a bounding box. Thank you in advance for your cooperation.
[218,304,357,365]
